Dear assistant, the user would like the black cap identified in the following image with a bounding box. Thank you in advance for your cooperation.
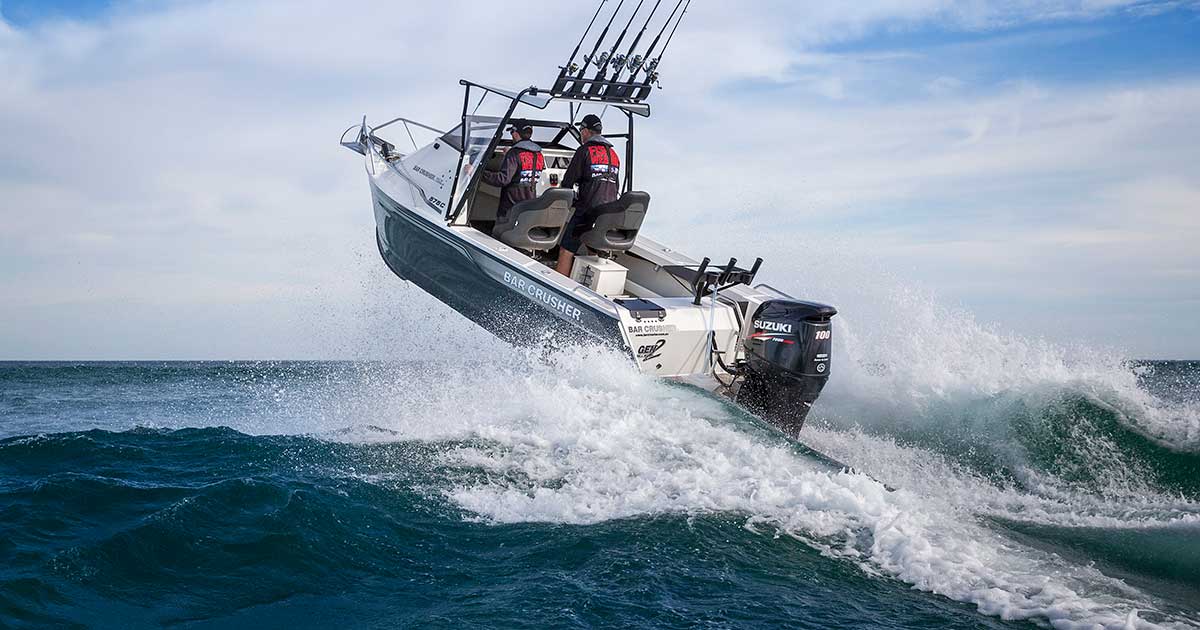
[506,119,533,135]
[576,114,603,132]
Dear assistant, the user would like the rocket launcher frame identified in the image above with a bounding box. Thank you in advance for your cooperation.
[549,0,692,104]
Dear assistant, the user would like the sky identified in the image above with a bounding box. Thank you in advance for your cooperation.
[0,0,1197,360]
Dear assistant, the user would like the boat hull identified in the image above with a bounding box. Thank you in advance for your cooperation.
[371,182,626,349]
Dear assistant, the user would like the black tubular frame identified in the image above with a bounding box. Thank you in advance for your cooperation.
[445,80,644,222]
[445,84,471,216]
[625,109,635,192]
[447,82,539,223]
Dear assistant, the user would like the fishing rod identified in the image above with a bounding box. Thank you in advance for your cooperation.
[633,0,691,101]
[586,0,648,96]
[566,0,627,93]
[553,0,608,93]
[628,0,684,82]
[610,0,685,98]
[604,0,665,89]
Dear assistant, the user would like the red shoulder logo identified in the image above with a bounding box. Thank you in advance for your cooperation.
[588,145,611,165]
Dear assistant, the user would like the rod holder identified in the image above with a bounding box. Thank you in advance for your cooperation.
[692,257,711,305]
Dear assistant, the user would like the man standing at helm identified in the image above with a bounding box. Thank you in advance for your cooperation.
[556,113,621,277]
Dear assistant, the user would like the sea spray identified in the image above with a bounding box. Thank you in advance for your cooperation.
[410,348,1196,628]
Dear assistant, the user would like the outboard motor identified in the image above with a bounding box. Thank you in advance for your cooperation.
[737,300,837,436]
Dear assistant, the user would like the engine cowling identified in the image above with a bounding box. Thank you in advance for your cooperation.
[737,299,837,435]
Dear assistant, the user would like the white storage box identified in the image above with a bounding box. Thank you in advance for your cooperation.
[571,256,629,297]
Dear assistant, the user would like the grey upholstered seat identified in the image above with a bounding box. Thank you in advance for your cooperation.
[492,188,575,251]
[579,191,650,253]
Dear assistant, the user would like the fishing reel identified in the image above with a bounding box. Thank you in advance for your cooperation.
[593,51,610,68]
[567,62,580,74]
[627,55,644,73]
[611,54,627,70]
[645,59,662,87]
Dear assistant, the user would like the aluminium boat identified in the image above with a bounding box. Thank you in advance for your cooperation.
[339,0,836,435]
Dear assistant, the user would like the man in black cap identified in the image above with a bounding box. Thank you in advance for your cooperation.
[478,120,545,223]
[556,113,621,277]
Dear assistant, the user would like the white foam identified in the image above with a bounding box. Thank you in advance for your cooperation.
[199,356,1192,629]
[311,231,1200,628]
[783,270,1200,534]
[329,343,1194,629]
[817,281,1199,453]
[802,425,1200,531]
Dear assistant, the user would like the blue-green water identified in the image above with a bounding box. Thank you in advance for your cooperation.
[1,358,1198,629]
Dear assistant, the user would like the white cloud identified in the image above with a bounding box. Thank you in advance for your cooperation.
[925,76,966,96]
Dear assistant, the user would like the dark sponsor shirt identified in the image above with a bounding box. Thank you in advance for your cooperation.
[480,139,544,217]
[561,135,620,212]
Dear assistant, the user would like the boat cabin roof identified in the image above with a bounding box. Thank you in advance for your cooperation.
[440,117,603,154]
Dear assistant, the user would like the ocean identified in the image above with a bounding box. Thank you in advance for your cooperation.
[1,350,1198,628]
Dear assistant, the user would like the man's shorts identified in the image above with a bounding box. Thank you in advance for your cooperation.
[559,207,601,256]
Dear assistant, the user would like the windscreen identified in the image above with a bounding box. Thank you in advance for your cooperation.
[450,114,503,214]
[448,86,531,216]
